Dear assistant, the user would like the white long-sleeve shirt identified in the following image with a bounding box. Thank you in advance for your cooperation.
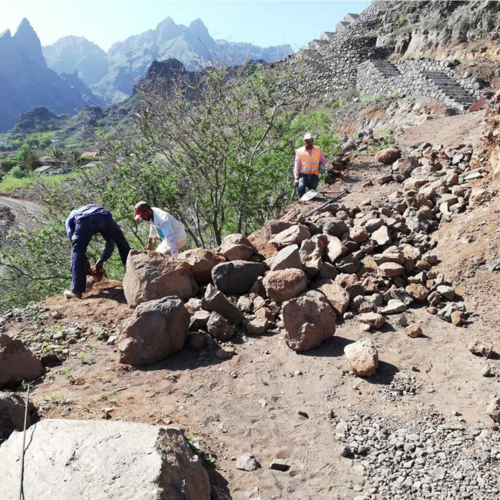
[149,207,186,258]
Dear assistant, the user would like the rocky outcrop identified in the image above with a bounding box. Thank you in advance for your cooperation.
[0,419,211,499]
[123,251,198,307]
[118,297,190,365]
[0,334,44,388]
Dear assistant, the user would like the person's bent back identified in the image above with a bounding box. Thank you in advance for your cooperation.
[64,204,131,299]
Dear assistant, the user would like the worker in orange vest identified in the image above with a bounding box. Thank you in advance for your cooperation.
[294,133,327,198]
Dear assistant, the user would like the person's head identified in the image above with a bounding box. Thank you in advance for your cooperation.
[303,132,314,150]
[134,201,153,222]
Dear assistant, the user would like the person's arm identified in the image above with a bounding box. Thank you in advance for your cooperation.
[99,233,115,263]
[65,215,75,241]
[319,151,326,165]
[147,224,158,250]
[294,155,301,180]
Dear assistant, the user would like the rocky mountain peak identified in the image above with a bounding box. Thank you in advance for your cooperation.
[12,17,45,68]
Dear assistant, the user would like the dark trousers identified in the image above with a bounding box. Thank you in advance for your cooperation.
[298,173,319,198]
[70,214,130,294]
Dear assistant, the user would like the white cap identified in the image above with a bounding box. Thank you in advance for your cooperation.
[303,133,314,140]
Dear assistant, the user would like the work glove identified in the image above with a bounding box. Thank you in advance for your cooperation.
[319,165,325,174]
[294,179,299,186]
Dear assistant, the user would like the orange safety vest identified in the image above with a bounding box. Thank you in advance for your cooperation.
[296,146,321,176]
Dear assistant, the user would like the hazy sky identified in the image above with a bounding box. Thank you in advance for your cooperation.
[0,1,371,51]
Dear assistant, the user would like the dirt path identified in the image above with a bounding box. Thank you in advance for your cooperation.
[397,109,486,149]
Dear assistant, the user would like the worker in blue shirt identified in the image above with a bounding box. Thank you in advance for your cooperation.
[64,204,131,299]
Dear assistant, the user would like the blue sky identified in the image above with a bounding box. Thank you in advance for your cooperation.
[0,1,371,51]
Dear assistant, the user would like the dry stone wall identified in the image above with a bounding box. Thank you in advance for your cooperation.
[357,59,484,111]
[279,0,492,112]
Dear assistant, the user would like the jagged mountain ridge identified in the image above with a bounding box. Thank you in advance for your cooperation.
[43,36,109,86]
[0,19,103,133]
[44,17,294,103]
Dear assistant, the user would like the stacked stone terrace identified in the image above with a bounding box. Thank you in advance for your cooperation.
[357,59,481,111]
[281,1,487,111]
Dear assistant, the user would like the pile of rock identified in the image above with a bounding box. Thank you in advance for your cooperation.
[335,410,500,498]
[117,148,471,369]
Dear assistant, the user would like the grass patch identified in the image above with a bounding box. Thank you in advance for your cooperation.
[0,172,75,193]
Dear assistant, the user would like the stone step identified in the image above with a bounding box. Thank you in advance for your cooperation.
[421,70,474,106]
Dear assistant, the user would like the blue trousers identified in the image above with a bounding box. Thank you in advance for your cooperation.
[298,173,319,198]
[70,214,130,294]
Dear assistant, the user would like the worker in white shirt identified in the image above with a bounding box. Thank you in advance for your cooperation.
[133,201,186,258]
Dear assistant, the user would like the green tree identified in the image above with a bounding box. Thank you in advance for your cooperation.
[50,147,65,166]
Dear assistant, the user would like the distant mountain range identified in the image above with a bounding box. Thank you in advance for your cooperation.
[0,19,103,133]
[0,17,292,133]
[43,17,294,103]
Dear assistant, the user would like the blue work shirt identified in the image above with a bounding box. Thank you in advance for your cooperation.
[65,205,114,261]
[65,205,111,240]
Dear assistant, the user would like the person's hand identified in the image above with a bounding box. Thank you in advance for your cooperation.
[319,165,326,174]
[294,179,299,186]
[95,260,104,272]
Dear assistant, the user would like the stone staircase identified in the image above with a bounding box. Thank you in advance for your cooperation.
[368,60,401,78]
[422,71,476,108]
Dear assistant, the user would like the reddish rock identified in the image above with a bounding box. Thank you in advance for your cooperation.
[406,284,429,301]
[0,334,44,389]
[313,279,350,316]
[270,225,311,248]
[207,312,235,341]
[358,313,386,330]
[263,269,308,303]
[118,297,190,366]
[378,262,404,277]
[299,235,328,276]
[123,251,198,307]
[179,249,226,282]
[375,147,401,165]
[405,324,423,338]
[282,296,336,351]
[218,234,256,261]
[344,338,379,376]
[350,226,369,243]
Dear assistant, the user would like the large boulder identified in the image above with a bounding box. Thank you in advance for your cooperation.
[0,391,36,444]
[123,251,198,307]
[282,296,336,351]
[269,225,311,248]
[312,279,350,316]
[0,419,210,500]
[344,338,379,376]
[117,297,189,366]
[201,284,243,325]
[178,249,226,283]
[270,244,303,271]
[218,234,256,261]
[262,269,308,303]
[212,261,266,295]
[0,334,44,389]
